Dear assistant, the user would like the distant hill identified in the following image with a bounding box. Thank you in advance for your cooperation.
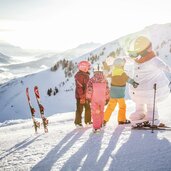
[0,52,11,64]
[0,42,101,83]
[0,42,32,56]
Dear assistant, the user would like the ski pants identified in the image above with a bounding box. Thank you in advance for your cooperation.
[104,98,126,122]
[91,101,105,129]
[74,99,91,124]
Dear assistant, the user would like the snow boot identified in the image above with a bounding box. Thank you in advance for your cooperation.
[75,123,83,128]
[102,120,107,127]
[85,121,93,127]
[118,119,131,125]
[93,128,101,133]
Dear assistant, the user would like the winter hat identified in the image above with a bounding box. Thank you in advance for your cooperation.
[113,58,126,68]
[93,63,104,72]
[128,36,151,57]
[105,56,115,66]
[78,61,90,72]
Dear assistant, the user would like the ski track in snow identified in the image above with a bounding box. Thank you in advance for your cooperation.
[1,96,171,171]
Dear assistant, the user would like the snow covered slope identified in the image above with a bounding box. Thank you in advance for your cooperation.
[0,52,11,64]
[0,96,171,171]
[0,23,171,122]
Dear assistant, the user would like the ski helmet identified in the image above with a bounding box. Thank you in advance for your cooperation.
[113,58,126,68]
[93,63,104,72]
[128,36,151,57]
[105,56,115,66]
[78,61,90,72]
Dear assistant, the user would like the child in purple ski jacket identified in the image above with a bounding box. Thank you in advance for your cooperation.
[86,64,110,132]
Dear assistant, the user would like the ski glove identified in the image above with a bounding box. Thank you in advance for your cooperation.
[133,81,139,88]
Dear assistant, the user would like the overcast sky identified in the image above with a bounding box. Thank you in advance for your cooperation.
[0,0,171,51]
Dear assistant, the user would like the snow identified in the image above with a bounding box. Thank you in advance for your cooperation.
[1,96,171,171]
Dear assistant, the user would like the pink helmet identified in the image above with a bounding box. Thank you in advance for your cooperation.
[78,61,90,72]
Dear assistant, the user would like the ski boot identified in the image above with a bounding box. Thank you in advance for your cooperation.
[102,120,107,127]
[118,119,131,125]
[85,121,93,127]
[93,128,101,133]
[134,121,151,128]
[75,123,83,128]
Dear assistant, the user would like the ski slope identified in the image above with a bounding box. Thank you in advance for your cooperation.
[1,96,171,171]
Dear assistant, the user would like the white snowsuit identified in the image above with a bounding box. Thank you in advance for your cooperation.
[129,56,171,124]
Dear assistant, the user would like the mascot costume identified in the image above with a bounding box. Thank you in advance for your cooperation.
[128,36,171,126]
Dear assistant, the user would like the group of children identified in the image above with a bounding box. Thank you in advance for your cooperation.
[74,36,171,132]
[74,57,139,132]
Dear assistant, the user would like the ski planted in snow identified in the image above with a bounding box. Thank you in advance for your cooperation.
[26,87,40,133]
[34,86,48,133]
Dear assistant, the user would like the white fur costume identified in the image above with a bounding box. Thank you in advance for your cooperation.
[129,56,171,124]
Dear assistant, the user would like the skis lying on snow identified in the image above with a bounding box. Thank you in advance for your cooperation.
[26,88,40,133]
[132,121,171,131]
[34,86,48,133]
[132,126,171,131]
[132,127,171,131]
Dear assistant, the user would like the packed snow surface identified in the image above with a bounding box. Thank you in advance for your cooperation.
[1,97,171,171]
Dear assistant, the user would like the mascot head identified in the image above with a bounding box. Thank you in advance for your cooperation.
[128,36,152,58]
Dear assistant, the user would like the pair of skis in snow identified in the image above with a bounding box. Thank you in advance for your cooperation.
[26,86,48,133]
[132,121,171,131]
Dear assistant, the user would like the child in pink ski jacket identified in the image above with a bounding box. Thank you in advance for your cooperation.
[86,64,110,132]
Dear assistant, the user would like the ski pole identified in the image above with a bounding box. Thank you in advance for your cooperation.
[151,83,157,133]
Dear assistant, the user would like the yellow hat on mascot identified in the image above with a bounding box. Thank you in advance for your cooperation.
[128,36,151,57]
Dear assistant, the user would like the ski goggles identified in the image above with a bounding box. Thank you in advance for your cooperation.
[128,51,139,58]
